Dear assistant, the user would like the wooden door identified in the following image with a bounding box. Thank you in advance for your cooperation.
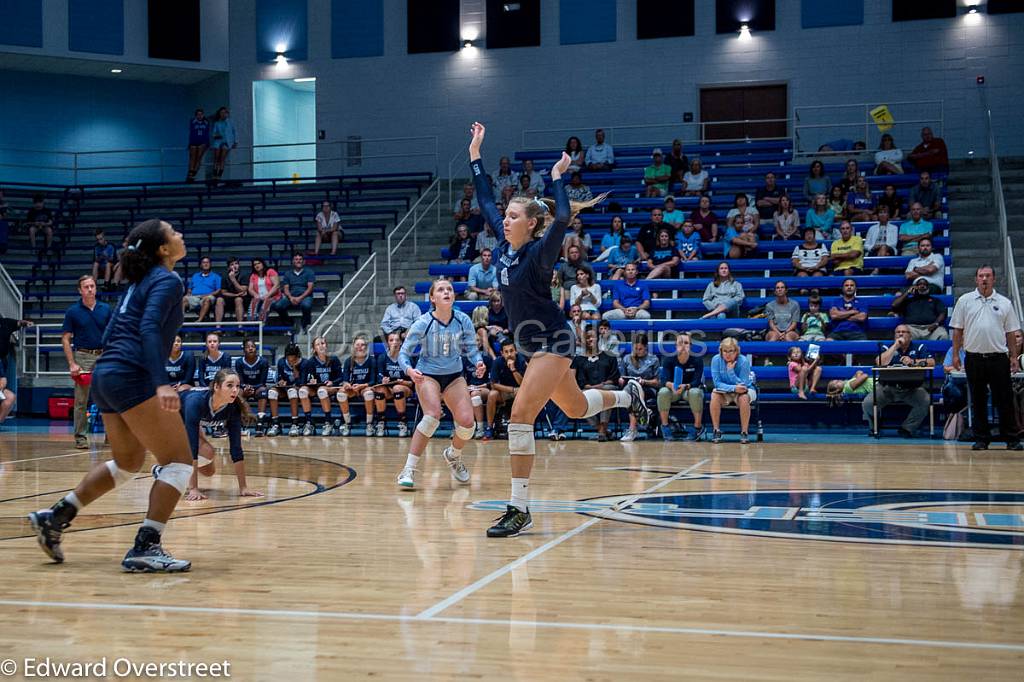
[699,84,788,141]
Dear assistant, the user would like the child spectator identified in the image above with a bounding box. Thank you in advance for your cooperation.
[677,221,702,263]
[787,346,822,400]
[723,212,758,259]
[800,294,829,341]
[92,230,116,290]
[826,370,873,408]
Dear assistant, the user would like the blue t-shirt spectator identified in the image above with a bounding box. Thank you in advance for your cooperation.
[600,232,621,252]
[678,232,702,260]
[490,353,527,387]
[830,296,869,335]
[280,267,316,296]
[189,271,221,296]
[613,279,651,309]
[61,300,113,351]
[467,263,498,291]
[881,342,931,367]
[94,242,115,264]
[607,244,639,267]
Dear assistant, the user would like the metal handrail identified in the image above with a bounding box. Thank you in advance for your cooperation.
[521,118,791,150]
[387,177,441,286]
[0,262,23,321]
[447,147,468,208]
[793,100,943,156]
[308,252,378,355]
[980,93,1022,320]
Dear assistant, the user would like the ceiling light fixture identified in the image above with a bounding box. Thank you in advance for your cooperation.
[275,52,288,66]
[967,5,979,14]
[110,68,122,73]
[293,77,316,82]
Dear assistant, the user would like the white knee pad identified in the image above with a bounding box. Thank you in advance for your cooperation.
[416,414,440,437]
[267,388,279,401]
[156,462,192,494]
[317,386,329,400]
[361,389,375,402]
[105,459,135,487]
[582,389,606,419]
[286,387,299,400]
[507,423,536,455]
[454,423,475,441]
[197,455,214,468]
[298,386,310,400]
[337,391,348,403]
[471,395,483,407]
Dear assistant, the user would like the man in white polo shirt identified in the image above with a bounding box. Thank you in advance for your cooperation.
[950,265,1022,451]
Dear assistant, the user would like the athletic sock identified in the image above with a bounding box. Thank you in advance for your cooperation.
[450,446,463,458]
[404,453,420,469]
[510,478,530,512]
[51,497,79,524]
[343,413,352,425]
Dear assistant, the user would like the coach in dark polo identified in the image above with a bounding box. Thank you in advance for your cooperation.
[61,275,112,448]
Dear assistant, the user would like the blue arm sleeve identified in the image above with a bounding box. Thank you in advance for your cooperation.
[141,276,183,387]
[399,318,425,373]
[470,159,504,236]
[227,408,244,463]
[537,179,571,273]
[181,394,201,460]
[181,354,195,385]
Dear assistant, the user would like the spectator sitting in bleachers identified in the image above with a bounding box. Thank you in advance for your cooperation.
[645,230,680,284]
[549,271,563,307]
[898,203,934,256]
[828,185,848,223]
[864,325,935,437]
[569,268,602,320]
[465,338,493,438]
[166,335,195,393]
[677,221,702,263]
[723,212,759,259]
[710,337,755,444]
[598,318,621,355]
[598,215,625,255]
[373,331,413,438]
[662,196,685,229]
[520,158,545,196]
[765,281,801,342]
[791,226,830,277]
[603,234,640,280]
[909,171,942,219]
[635,207,671,261]
[787,345,822,400]
[567,305,587,354]
[907,127,949,174]
[272,252,316,334]
[92,229,116,290]
[681,158,709,196]
[513,173,537,200]
[109,236,129,288]
[486,339,526,437]
[603,263,651,320]
[197,331,232,387]
[471,220,496,255]
[891,277,948,340]
[209,106,237,181]
[565,171,593,203]
[574,327,619,442]
[803,160,832,200]
[448,223,478,266]
[585,128,615,172]
[247,257,279,322]
[644,149,672,198]
[183,255,222,322]
[657,332,705,441]
[755,172,786,223]
[466,248,499,301]
[565,136,584,172]
[500,184,516,209]
[800,294,829,341]
[454,199,484,234]
[826,369,872,407]
[561,215,592,258]
[838,159,862,195]
[221,257,249,322]
[453,182,480,213]
[903,237,944,294]
[726,193,759,233]
[941,346,968,416]
[773,194,800,241]
[618,333,661,442]
[557,244,594,294]
[847,176,876,222]
[491,156,518,193]
[380,285,419,339]
[864,205,899,260]
[828,279,868,341]
[689,195,719,242]
[805,193,836,240]
[313,200,344,257]
[701,262,745,319]
[0,188,8,219]
[830,221,864,276]
[25,193,54,252]
[874,133,905,175]
[878,183,903,220]
[481,292,510,350]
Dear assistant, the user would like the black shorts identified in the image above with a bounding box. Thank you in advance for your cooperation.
[244,385,268,399]
[425,372,465,392]
[513,321,577,359]
[92,363,157,414]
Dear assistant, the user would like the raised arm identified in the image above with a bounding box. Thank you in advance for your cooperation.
[537,152,574,272]
[468,122,505,235]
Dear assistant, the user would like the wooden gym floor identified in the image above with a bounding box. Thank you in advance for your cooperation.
[1,429,1022,680]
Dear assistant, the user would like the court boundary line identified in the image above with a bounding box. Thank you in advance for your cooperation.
[414,458,710,620]
[0,599,1020,653]
[2,451,86,465]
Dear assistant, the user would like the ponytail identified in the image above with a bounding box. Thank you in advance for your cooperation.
[513,193,610,240]
[120,219,170,284]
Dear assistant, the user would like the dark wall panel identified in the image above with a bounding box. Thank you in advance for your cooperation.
[407,0,459,54]
[332,0,383,58]
[988,0,1024,14]
[69,0,124,55]
[486,0,540,49]
[892,0,956,22]
[637,0,695,40]
[0,0,42,48]
[562,0,616,45]
[149,0,201,62]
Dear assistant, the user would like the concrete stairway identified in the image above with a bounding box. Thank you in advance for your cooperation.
[946,157,1024,296]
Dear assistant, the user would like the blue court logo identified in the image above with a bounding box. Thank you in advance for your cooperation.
[470,490,1024,549]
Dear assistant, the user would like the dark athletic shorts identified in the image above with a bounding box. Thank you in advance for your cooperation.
[425,372,465,393]
[92,363,157,414]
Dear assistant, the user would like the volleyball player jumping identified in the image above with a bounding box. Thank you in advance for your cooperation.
[468,122,649,538]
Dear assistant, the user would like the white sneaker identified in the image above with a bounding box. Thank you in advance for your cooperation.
[374,421,386,437]
[397,422,409,438]
[443,446,471,484]
[302,422,315,436]
[473,425,485,440]
[397,466,417,489]
[321,422,334,437]
[288,423,300,437]
[338,423,350,437]
[365,422,374,437]
[620,429,637,442]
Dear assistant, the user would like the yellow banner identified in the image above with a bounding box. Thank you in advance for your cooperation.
[870,105,894,132]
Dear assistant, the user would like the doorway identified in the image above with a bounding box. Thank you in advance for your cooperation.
[252,78,316,181]
[699,84,787,141]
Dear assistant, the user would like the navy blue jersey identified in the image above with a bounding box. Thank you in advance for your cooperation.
[376,352,405,383]
[490,353,527,388]
[197,352,233,387]
[274,357,304,386]
[472,157,571,339]
[166,352,195,386]
[464,355,491,387]
[343,356,376,385]
[303,355,343,385]
[97,267,184,387]
[651,246,677,266]
[234,355,269,387]
[180,389,244,462]
[189,117,210,146]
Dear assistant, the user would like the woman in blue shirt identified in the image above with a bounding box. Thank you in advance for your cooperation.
[802,160,832,199]
[396,278,486,490]
[29,219,194,572]
[709,337,756,444]
[209,106,237,182]
[186,108,209,182]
